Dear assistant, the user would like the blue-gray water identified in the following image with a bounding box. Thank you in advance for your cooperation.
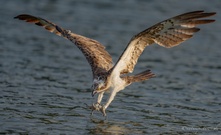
[0,0,221,134]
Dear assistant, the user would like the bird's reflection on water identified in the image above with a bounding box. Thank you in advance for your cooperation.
[88,118,140,135]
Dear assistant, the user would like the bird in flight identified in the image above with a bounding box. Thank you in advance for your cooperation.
[15,11,215,117]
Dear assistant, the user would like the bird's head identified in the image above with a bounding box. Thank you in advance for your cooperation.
[91,76,110,97]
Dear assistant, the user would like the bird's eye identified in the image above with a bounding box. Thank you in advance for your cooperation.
[97,77,101,80]
[91,83,97,90]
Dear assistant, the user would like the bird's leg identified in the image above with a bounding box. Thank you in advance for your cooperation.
[90,92,104,116]
[90,90,118,117]
[101,90,117,117]
[97,91,104,104]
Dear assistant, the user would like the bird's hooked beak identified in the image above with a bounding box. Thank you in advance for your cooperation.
[91,84,98,97]
[91,90,97,97]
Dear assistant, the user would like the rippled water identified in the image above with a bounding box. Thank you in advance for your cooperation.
[1,0,221,134]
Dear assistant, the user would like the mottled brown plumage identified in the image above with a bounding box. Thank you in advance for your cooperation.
[111,11,215,79]
[14,14,113,79]
[123,69,155,85]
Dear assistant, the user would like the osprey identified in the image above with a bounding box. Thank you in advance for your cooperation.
[15,11,215,117]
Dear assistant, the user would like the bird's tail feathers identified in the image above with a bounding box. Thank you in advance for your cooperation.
[123,69,155,84]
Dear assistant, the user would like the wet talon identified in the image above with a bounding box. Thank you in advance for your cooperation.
[101,106,106,117]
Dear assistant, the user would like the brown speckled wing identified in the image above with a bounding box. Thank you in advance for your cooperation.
[150,11,216,48]
[111,11,215,76]
[14,14,62,36]
[55,27,113,78]
[14,14,113,78]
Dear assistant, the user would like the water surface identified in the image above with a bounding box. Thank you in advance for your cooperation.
[0,0,221,134]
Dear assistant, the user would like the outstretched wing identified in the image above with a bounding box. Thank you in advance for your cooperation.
[14,14,113,78]
[110,11,216,76]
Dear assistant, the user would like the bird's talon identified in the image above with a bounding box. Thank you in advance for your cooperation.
[88,103,107,117]
[101,106,107,117]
